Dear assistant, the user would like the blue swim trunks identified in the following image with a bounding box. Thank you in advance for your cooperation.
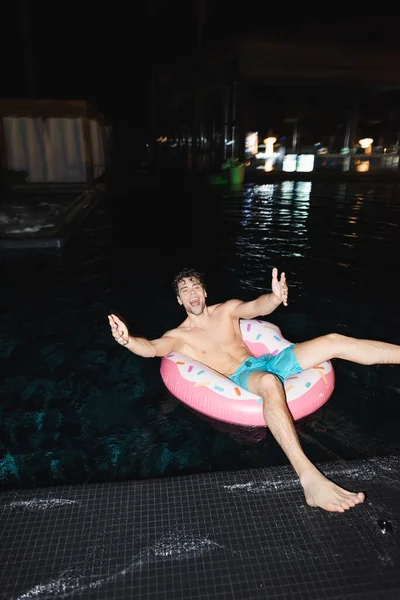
[229,345,302,391]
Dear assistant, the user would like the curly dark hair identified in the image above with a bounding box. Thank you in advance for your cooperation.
[172,268,205,295]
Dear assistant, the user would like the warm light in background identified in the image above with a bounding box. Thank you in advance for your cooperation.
[359,138,374,154]
[356,160,370,172]
[264,158,273,172]
[263,137,277,155]
[262,137,277,171]
[246,132,258,154]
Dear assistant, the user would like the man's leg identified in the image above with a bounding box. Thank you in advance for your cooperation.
[293,332,400,371]
[246,371,365,513]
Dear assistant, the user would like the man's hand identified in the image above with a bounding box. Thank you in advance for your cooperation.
[271,268,288,306]
[108,314,129,345]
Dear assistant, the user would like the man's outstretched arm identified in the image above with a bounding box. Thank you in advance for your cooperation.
[229,268,288,319]
[125,333,178,358]
[108,314,179,357]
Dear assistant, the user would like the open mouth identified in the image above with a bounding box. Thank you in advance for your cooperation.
[190,298,200,307]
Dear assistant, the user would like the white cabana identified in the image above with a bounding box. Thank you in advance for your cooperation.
[0,99,106,185]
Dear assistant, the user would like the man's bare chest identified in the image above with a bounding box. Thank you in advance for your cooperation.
[181,319,238,353]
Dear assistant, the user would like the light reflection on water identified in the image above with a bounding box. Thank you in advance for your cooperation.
[223,181,312,292]
[220,180,400,286]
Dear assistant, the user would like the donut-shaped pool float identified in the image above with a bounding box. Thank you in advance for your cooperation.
[160,319,334,427]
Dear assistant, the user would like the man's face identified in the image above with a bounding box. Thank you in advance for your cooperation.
[177,277,207,315]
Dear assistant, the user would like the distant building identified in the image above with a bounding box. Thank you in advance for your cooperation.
[151,35,400,175]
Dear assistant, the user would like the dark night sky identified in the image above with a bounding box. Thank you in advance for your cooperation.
[4,3,400,125]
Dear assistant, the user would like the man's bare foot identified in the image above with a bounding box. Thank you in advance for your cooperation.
[301,469,365,512]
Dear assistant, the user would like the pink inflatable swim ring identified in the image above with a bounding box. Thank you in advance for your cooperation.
[160,319,335,427]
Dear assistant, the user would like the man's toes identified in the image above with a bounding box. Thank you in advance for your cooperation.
[329,503,345,513]
[341,493,365,510]
[347,492,364,505]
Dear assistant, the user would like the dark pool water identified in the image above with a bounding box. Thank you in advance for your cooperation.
[1,178,400,490]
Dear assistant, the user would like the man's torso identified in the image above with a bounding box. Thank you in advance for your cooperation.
[173,303,253,376]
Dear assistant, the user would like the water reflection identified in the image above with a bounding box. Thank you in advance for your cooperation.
[256,184,276,201]
[232,182,312,290]
[280,181,295,199]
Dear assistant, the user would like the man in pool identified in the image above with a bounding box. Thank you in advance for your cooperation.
[108,267,400,513]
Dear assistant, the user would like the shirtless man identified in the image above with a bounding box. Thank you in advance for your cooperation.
[108,267,400,513]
